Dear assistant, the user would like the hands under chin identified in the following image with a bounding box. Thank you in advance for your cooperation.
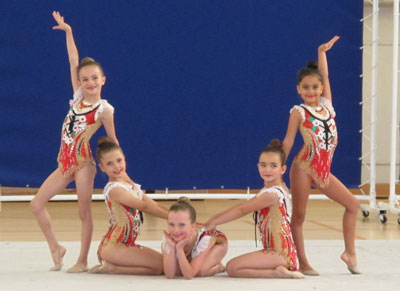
[163,230,176,249]
[176,237,189,251]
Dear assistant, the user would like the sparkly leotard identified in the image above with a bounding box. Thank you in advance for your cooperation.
[57,87,114,176]
[255,186,298,271]
[97,182,143,263]
[291,97,337,187]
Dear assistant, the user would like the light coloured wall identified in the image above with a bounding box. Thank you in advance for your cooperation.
[362,2,399,184]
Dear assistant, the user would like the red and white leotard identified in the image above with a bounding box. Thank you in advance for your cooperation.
[57,87,114,176]
[97,182,143,262]
[256,186,298,271]
[291,97,337,187]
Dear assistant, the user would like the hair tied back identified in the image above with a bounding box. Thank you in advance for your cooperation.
[306,60,318,70]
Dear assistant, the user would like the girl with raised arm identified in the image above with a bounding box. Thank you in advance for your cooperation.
[30,11,119,272]
[282,36,360,275]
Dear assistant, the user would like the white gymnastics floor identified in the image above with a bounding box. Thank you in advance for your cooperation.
[1,240,399,291]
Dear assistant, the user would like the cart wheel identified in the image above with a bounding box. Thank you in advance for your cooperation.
[379,214,387,224]
[361,210,369,218]
[397,217,400,225]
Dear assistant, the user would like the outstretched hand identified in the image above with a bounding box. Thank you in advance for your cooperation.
[204,220,217,232]
[318,35,340,53]
[52,11,71,32]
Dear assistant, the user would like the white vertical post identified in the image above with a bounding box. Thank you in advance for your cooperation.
[390,0,399,208]
[369,0,378,208]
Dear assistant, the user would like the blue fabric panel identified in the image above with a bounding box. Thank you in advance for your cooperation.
[0,0,363,189]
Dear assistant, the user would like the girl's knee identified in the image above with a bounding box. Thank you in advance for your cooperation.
[77,199,92,220]
[30,198,43,214]
[347,197,360,213]
[291,211,306,225]
[152,264,163,275]
[214,242,228,256]
[225,260,237,276]
[78,206,92,221]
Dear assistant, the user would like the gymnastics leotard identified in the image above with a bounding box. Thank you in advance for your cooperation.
[291,97,337,187]
[57,87,114,176]
[255,185,298,271]
[97,182,144,262]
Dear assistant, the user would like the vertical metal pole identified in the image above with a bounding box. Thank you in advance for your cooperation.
[390,0,399,207]
[370,0,378,208]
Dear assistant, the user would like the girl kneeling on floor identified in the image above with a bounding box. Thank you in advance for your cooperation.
[205,140,304,279]
[90,137,168,275]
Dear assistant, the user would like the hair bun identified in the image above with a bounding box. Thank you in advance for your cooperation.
[306,60,318,69]
[267,139,283,150]
[177,196,191,204]
[80,57,96,65]
[97,136,116,148]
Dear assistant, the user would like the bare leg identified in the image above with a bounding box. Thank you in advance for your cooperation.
[30,169,73,271]
[226,250,304,279]
[289,164,318,275]
[90,261,157,275]
[197,242,228,277]
[90,245,163,275]
[318,174,361,274]
[67,165,96,273]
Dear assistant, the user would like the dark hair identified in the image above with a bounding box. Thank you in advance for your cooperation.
[96,136,122,162]
[260,139,286,166]
[297,60,323,84]
[169,196,196,223]
[78,57,104,78]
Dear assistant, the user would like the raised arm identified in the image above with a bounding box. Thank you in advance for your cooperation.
[52,11,80,92]
[318,35,340,102]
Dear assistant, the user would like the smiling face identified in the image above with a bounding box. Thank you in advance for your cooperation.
[167,210,196,243]
[297,74,324,107]
[98,149,126,182]
[257,152,286,186]
[78,65,106,98]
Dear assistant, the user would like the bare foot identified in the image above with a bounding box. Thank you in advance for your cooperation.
[49,245,67,271]
[216,263,225,273]
[275,266,291,278]
[341,252,361,274]
[300,268,319,276]
[290,271,306,279]
[88,262,114,274]
[276,266,306,279]
[67,262,89,273]
[88,264,107,274]
[298,263,319,276]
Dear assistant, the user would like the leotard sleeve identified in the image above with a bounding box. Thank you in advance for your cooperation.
[95,100,115,121]
[290,105,306,121]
